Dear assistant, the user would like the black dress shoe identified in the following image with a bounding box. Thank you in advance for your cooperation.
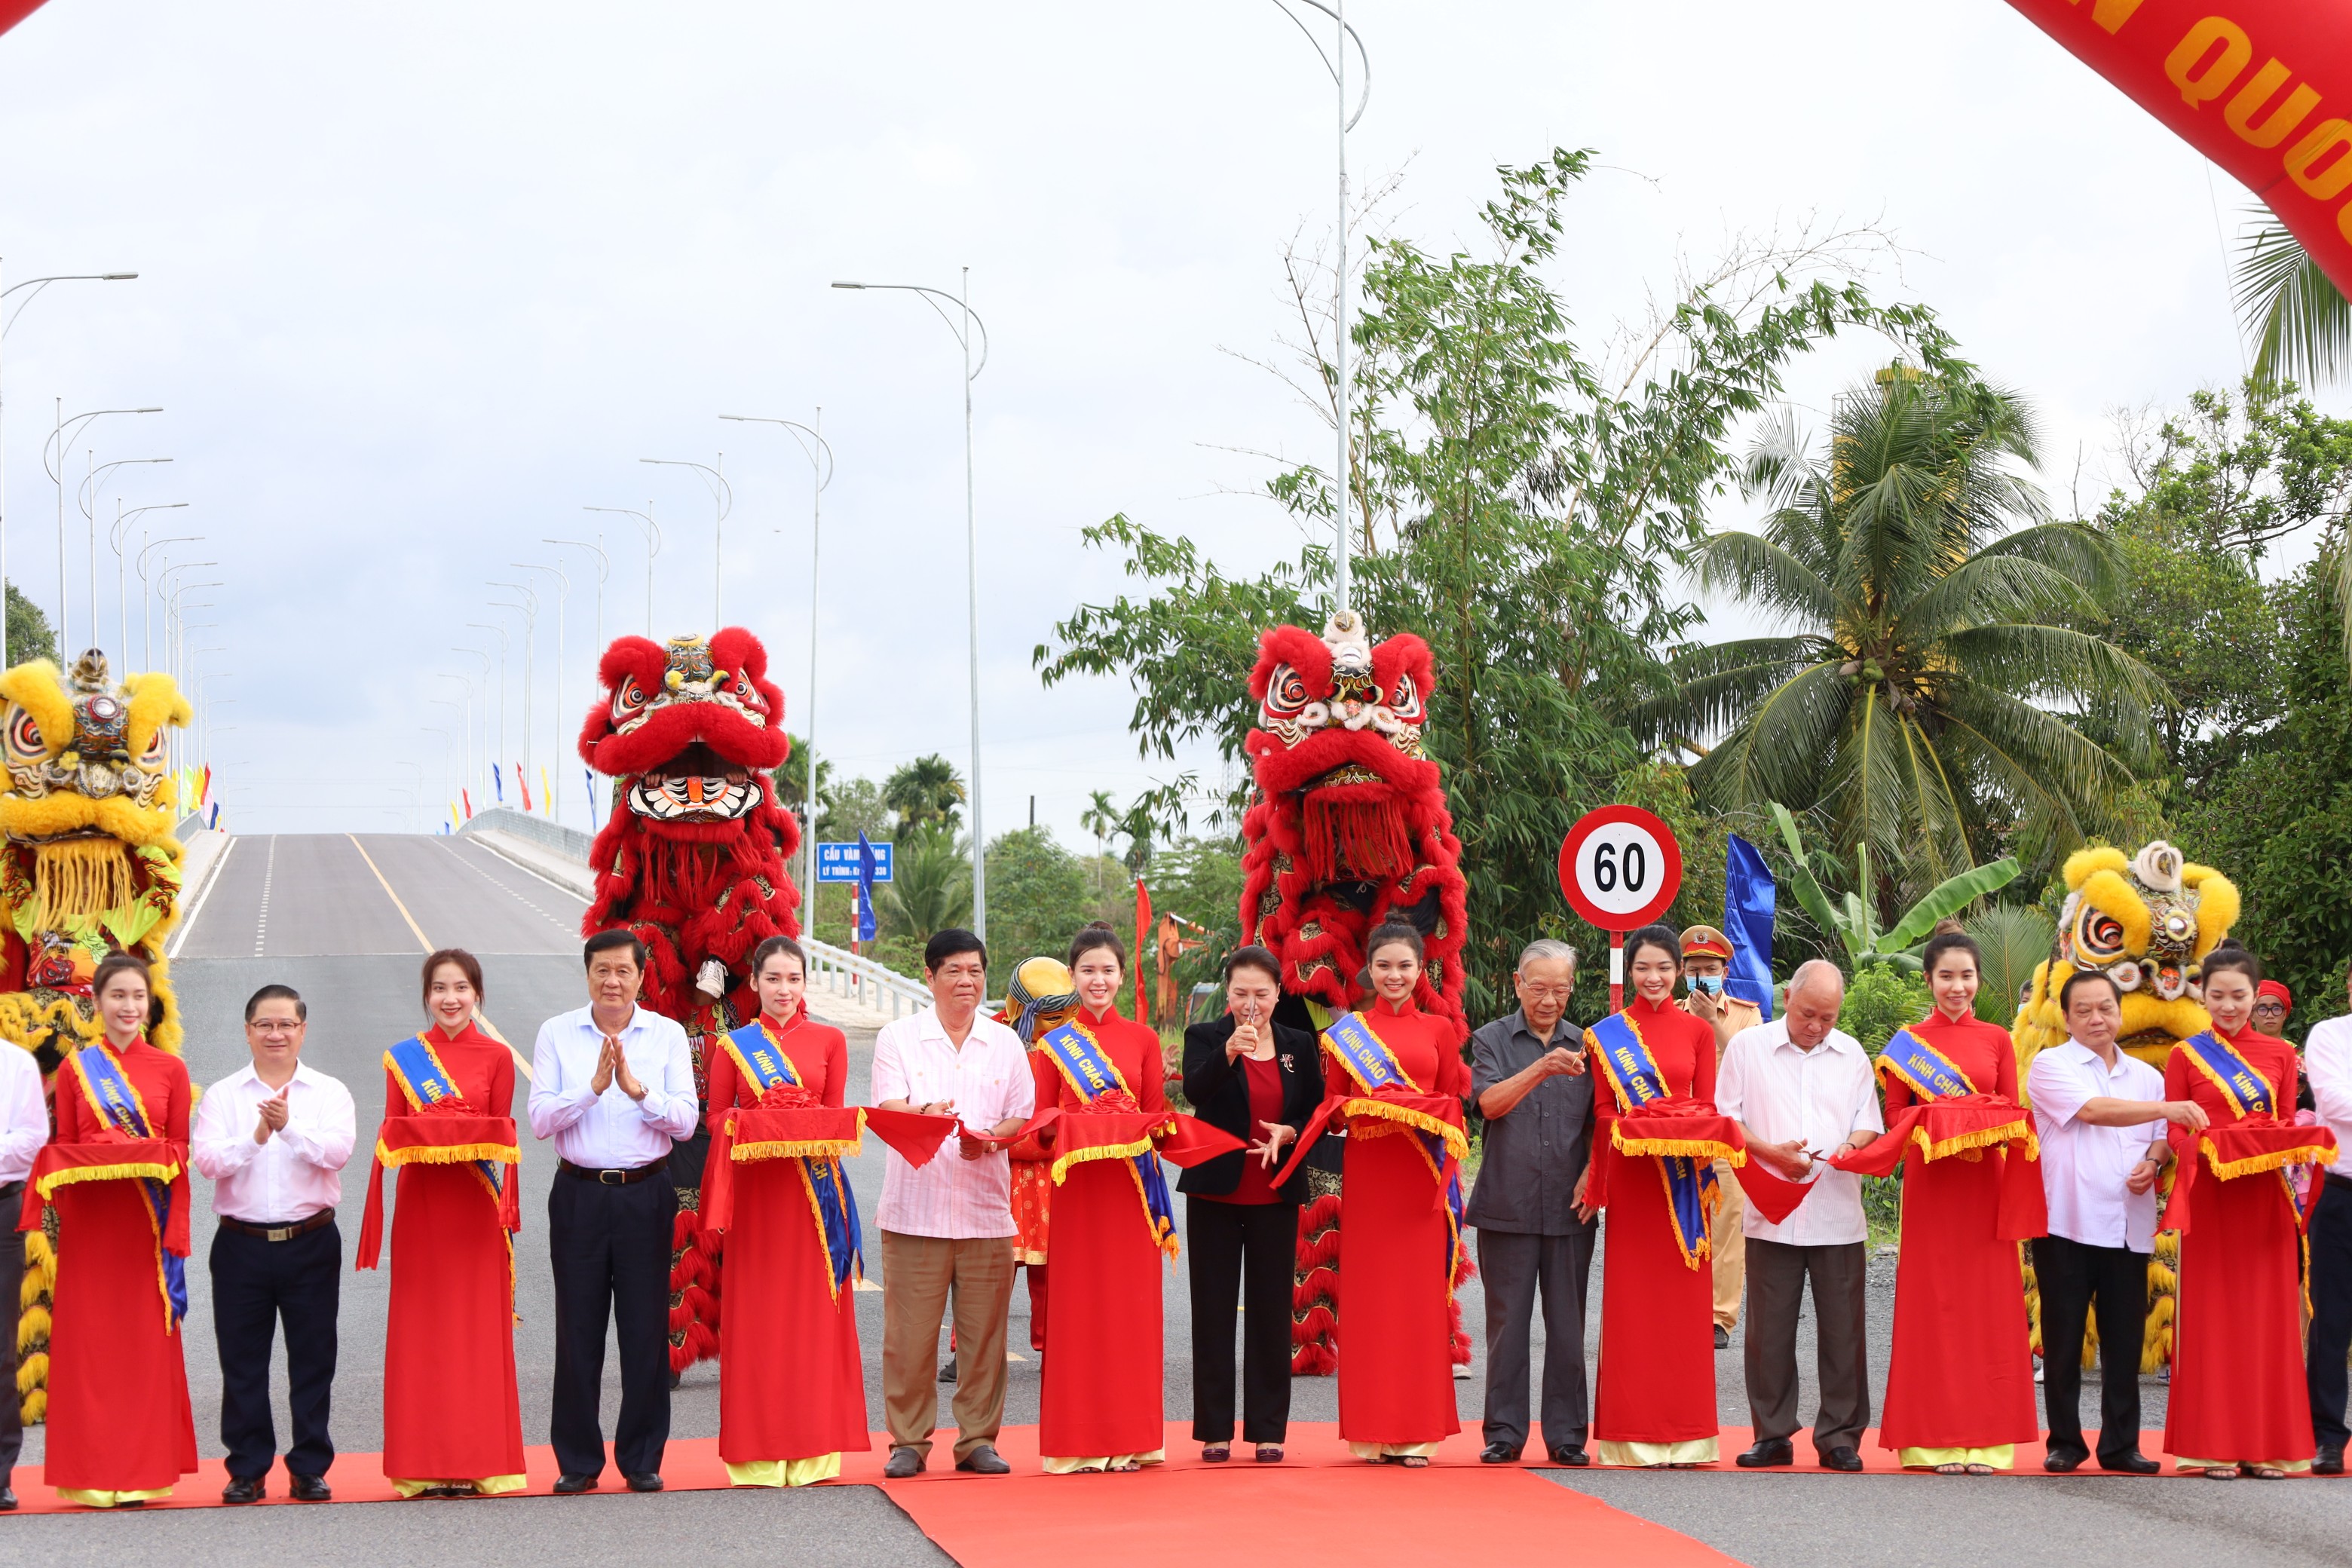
[1818,1447,1864,1473]
[1548,1445,1591,1468]
[289,1475,332,1502]
[624,1472,663,1493]
[2099,1450,2161,1475]
[1736,1438,1793,1468]
[2043,1448,2086,1473]
[956,1444,1011,1475]
[222,1475,266,1505]
[2315,1444,2345,1477]
[884,1447,924,1479]
[0,1485,15,1511]
[553,1472,600,1494]
[1479,1442,1521,1464]
[1713,1325,1730,1350]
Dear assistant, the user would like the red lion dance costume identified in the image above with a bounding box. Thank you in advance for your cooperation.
[1237,611,1472,1375]
[578,629,801,1374]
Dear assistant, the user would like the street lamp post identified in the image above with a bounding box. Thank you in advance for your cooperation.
[544,537,608,660]
[466,621,510,798]
[45,404,161,657]
[429,694,467,810]
[0,269,136,665]
[78,455,169,648]
[720,409,835,906]
[488,583,537,785]
[831,273,992,939]
[450,648,492,807]
[139,536,201,667]
[640,458,730,627]
[421,727,455,825]
[516,562,568,825]
[113,501,185,663]
[584,504,660,634]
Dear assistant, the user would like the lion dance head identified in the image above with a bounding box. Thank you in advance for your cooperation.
[1238,611,1468,1032]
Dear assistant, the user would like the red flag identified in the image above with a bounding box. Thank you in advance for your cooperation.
[516,765,531,813]
[2004,0,2352,294]
[198,764,212,807]
[461,789,473,820]
[0,2,53,38]
[1133,877,1152,1026]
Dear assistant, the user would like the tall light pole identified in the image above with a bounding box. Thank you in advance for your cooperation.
[585,504,660,634]
[640,457,730,626]
[113,500,185,662]
[515,562,568,824]
[78,455,168,648]
[450,647,492,807]
[0,269,136,665]
[466,620,510,798]
[429,694,468,809]
[488,583,537,782]
[139,534,201,667]
[721,409,834,906]
[421,727,455,825]
[544,537,608,660]
[832,273,991,939]
[45,404,161,657]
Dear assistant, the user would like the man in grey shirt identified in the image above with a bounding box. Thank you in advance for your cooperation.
[1466,939,1595,1465]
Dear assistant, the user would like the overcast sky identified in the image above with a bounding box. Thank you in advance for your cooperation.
[0,0,2297,847]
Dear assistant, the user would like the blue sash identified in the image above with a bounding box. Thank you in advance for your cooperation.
[1585,1010,1719,1269]
[1040,1021,1178,1259]
[1875,1027,1978,1101]
[721,1020,863,1293]
[71,1043,188,1328]
[1321,1010,1468,1282]
[384,1033,507,1204]
[2178,1031,2275,1118]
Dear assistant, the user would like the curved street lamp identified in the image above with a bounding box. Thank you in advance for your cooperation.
[584,504,660,634]
[640,457,730,627]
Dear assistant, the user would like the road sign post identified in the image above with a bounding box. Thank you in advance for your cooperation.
[1557,805,1683,1014]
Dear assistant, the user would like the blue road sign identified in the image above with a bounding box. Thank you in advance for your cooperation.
[816,840,894,883]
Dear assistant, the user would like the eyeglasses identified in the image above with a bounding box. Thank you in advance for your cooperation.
[248,1019,302,1035]
[1517,985,1575,1002]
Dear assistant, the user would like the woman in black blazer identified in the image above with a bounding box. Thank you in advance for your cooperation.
[1180,945,1323,1463]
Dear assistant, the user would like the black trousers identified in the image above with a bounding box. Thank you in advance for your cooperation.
[2309,1174,2352,1449]
[2032,1234,2148,1462]
[0,1184,21,1486]
[549,1168,675,1478]
[210,1219,341,1481]
[1477,1227,1594,1453]
[1186,1196,1299,1444]
[1745,1238,1871,1453]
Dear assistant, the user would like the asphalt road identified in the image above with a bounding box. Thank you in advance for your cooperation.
[11,834,2342,1566]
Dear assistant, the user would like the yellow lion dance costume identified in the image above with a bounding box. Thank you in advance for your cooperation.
[2,651,191,1424]
[2012,839,2239,1373]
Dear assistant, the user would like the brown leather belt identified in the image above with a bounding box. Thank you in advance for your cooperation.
[559,1159,665,1186]
[219,1210,335,1242]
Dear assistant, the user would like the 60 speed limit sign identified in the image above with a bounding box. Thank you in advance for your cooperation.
[1557,805,1683,932]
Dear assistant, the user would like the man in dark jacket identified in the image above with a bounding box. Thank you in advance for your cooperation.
[1467,939,1594,1465]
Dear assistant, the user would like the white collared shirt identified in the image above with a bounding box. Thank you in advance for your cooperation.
[1717,1019,1885,1247]
[2304,1016,2352,1180]
[527,1003,699,1168]
[870,1006,1035,1240]
[190,1060,357,1223]
[0,1042,47,1187]
[2028,1040,2165,1252]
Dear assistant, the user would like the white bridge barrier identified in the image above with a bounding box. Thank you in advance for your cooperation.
[803,937,930,1021]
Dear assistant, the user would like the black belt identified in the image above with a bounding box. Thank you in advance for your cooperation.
[559,1159,665,1186]
[219,1211,335,1242]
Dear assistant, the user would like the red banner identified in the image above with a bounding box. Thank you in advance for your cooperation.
[2007,0,2352,291]
[0,2,48,36]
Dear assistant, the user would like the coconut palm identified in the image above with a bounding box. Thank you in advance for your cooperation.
[2234,219,2350,391]
[1080,789,1120,892]
[1641,369,2166,910]
[883,754,966,841]
[875,826,972,941]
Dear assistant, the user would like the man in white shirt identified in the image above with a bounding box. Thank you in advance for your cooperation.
[0,1038,49,1513]
[2302,967,2352,1475]
[874,928,1035,1479]
[1717,960,1884,1472]
[2026,969,2206,1474]
[189,984,357,1505]
[528,930,698,1495]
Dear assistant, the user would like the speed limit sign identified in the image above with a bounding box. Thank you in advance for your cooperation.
[1557,806,1683,1009]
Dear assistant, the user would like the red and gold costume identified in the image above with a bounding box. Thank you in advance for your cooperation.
[703,1012,867,1487]
[1876,1012,2041,1469]
[1586,996,1720,1466]
[357,1021,525,1496]
[1037,1006,1172,1472]
[2161,1025,2327,1472]
[32,1037,196,1505]
[999,957,1082,1352]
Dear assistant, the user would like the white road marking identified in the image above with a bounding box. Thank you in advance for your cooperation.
[165,835,236,959]
[441,837,583,933]
[253,836,277,956]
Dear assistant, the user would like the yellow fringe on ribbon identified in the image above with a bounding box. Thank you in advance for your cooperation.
[2200,1138,2338,1181]
[1911,1119,2038,1164]
[1050,1132,1162,1187]
[375,1141,521,1168]
[1611,1129,1743,1165]
[1340,1097,1468,1161]
[32,1159,179,1199]
[733,1136,862,1163]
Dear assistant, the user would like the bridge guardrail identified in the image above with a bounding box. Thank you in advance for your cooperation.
[804,937,930,1021]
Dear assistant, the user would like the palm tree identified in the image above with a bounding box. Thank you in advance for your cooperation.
[2234,219,2350,390]
[1641,368,2165,912]
[875,826,973,941]
[883,754,966,841]
[1079,789,1120,893]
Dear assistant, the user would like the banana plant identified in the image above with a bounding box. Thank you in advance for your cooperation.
[1769,802,2021,971]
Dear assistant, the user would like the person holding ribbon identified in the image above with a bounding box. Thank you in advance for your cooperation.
[1001,957,1082,1356]
[23,953,197,1507]
[1031,924,1176,1474]
[1575,922,1738,1468]
[1870,926,2044,1475]
[356,948,526,1499]
[2160,942,2332,1478]
[700,936,865,1487]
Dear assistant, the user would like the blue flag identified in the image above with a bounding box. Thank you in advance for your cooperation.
[585,769,599,831]
[492,762,504,803]
[856,831,880,943]
[1723,832,1777,1021]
